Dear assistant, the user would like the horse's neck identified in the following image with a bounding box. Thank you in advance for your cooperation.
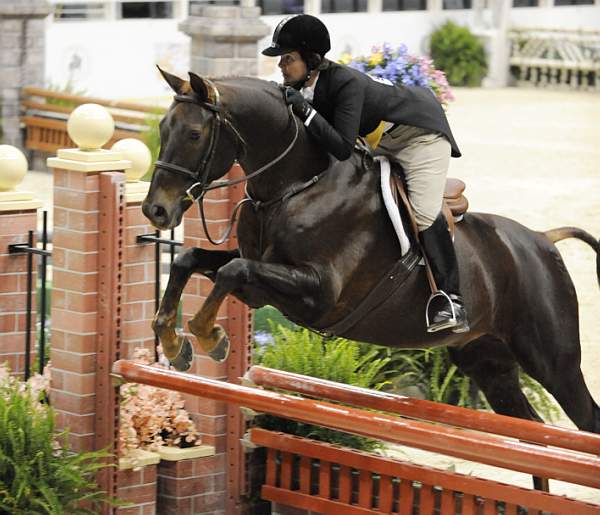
[242,129,329,202]
[226,83,328,201]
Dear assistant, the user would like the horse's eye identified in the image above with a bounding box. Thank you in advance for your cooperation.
[190,130,201,141]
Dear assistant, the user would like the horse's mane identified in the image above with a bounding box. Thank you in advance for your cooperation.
[212,76,291,127]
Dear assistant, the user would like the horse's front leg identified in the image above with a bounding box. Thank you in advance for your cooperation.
[188,257,327,362]
[153,247,239,370]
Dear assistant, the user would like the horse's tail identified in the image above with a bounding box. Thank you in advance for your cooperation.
[543,227,600,288]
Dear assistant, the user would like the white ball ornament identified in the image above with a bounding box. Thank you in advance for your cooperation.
[0,145,28,192]
[111,138,152,182]
[67,103,115,150]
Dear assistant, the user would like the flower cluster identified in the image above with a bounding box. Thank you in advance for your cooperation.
[339,43,454,108]
[118,347,203,457]
[0,362,51,407]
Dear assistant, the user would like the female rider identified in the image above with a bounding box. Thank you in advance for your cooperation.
[262,14,469,333]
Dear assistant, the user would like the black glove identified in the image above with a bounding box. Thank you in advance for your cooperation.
[284,86,313,122]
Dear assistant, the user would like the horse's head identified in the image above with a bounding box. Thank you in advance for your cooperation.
[142,68,239,229]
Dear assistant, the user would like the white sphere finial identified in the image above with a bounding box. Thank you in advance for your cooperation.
[111,138,152,182]
[0,145,28,192]
[67,103,115,150]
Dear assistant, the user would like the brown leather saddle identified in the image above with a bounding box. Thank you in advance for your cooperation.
[390,174,469,240]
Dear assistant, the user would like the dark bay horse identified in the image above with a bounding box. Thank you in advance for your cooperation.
[142,69,600,435]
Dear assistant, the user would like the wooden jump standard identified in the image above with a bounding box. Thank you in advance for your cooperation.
[112,360,600,514]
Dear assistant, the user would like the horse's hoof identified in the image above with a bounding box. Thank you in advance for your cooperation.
[169,337,193,372]
[208,330,230,363]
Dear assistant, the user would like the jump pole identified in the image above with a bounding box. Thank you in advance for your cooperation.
[112,360,600,489]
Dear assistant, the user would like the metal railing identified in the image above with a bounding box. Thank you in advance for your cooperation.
[136,229,183,359]
[8,211,51,380]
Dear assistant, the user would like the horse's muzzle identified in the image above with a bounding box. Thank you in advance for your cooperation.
[142,200,172,230]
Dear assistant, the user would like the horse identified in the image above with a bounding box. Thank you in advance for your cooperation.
[142,68,600,437]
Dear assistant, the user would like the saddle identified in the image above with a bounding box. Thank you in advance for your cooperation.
[389,171,469,241]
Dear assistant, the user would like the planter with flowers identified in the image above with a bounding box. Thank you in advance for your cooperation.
[339,43,454,108]
[118,347,218,513]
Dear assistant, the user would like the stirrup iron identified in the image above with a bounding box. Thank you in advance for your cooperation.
[425,290,457,333]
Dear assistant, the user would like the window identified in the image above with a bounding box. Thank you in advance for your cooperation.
[321,0,368,13]
[513,0,538,6]
[256,0,303,14]
[119,2,174,19]
[443,0,472,9]
[383,0,426,11]
[554,0,593,5]
[189,0,239,8]
[54,3,105,20]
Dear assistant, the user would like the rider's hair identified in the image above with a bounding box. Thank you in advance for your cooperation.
[300,50,323,71]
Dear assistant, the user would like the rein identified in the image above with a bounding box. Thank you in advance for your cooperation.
[154,80,302,245]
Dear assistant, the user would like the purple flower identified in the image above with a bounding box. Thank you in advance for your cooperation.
[340,41,454,108]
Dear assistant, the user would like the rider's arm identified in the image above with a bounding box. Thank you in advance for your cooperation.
[305,76,364,161]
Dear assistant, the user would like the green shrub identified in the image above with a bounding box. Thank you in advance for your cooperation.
[253,310,560,423]
[254,325,390,451]
[430,20,487,87]
[365,345,560,421]
[0,378,114,514]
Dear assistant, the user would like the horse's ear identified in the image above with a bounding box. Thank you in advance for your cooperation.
[157,65,185,94]
[188,72,209,101]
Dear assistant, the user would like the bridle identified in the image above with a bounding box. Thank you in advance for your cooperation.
[155,79,299,245]
[153,79,300,245]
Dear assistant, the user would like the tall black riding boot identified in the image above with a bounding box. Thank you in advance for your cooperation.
[419,213,469,333]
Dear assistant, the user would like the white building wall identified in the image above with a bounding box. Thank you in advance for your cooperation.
[44,5,600,99]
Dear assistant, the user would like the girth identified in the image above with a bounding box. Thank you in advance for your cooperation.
[317,248,421,337]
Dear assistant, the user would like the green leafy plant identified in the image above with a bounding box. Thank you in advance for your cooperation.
[364,345,559,421]
[430,20,488,87]
[254,325,390,451]
[0,370,115,514]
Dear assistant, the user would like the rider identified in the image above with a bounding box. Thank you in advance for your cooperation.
[262,14,469,333]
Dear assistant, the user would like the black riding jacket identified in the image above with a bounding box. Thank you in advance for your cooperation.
[306,60,461,161]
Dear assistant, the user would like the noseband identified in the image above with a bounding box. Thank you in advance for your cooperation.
[153,79,300,244]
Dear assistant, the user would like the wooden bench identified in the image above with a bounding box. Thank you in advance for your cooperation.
[508,28,600,90]
[20,87,167,154]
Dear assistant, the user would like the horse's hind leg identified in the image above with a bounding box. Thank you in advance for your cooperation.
[448,335,543,422]
[509,326,600,434]
[153,247,239,370]
[448,335,550,490]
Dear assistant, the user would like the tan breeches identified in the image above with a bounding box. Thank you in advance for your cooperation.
[377,125,451,231]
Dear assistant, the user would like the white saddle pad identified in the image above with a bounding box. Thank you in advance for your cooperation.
[375,156,411,256]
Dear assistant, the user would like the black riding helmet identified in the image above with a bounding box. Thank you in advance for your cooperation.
[262,14,331,58]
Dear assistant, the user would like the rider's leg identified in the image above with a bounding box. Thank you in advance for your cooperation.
[378,127,468,333]
[420,213,469,333]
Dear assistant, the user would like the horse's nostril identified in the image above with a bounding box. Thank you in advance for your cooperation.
[152,204,167,219]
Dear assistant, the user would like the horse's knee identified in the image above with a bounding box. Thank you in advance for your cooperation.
[171,247,200,275]
[215,258,250,290]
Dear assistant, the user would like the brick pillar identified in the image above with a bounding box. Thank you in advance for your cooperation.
[117,462,159,515]
[0,193,42,378]
[0,1,52,148]
[122,182,156,359]
[180,4,269,78]
[47,148,131,453]
[156,166,252,514]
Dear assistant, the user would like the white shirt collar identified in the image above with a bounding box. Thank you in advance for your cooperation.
[301,72,319,103]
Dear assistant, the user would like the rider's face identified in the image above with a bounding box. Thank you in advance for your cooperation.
[278,51,307,86]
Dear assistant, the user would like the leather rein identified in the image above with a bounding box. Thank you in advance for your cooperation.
[154,79,307,245]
